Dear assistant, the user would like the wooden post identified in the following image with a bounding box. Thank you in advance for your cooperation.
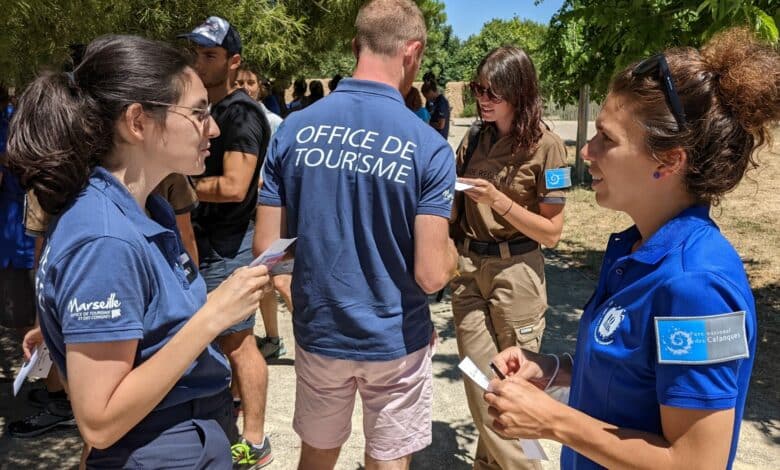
[575,85,590,186]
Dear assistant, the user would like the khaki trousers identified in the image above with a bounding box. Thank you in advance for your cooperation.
[451,246,547,470]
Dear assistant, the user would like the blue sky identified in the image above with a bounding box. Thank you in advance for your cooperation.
[443,0,565,40]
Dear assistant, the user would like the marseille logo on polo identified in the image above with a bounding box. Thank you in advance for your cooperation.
[654,311,749,364]
[594,304,626,345]
[545,167,572,190]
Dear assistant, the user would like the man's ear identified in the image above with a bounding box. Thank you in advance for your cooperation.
[351,38,360,60]
[116,103,149,143]
[229,53,241,71]
[404,40,423,63]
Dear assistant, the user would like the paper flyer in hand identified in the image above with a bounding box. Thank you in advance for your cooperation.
[455,181,475,191]
[457,357,549,460]
[249,237,297,269]
[14,344,53,396]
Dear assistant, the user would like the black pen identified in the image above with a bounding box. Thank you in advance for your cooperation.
[489,362,506,380]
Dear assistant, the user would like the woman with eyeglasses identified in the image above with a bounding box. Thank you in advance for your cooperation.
[7,35,272,468]
[484,28,779,469]
[450,46,568,469]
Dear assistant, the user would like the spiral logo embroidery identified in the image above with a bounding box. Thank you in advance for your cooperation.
[666,329,693,355]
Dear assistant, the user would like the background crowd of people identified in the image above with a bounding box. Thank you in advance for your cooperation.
[0,0,778,469]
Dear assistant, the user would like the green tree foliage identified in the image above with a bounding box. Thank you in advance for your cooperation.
[541,0,779,106]
[0,0,365,86]
[300,0,460,82]
[449,18,548,85]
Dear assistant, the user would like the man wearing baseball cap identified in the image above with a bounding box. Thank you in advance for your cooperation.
[180,16,273,470]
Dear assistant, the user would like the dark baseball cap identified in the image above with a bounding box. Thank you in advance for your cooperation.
[178,16,242,55]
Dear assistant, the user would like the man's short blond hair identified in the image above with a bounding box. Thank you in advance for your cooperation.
[355,0,427,56]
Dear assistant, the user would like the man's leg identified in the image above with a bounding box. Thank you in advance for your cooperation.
[293,345,357,470]
[273,274,292,312]
[359,344,434,469]
[297,442,341,470]
[365,453,411,470]
[219,328,268,446]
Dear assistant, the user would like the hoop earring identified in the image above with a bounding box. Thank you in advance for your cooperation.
[653,171,661,179]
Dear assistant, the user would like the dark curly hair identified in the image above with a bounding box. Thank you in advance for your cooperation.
[475,46,544,156]
[611,27,780,205]
[7,35,191,215]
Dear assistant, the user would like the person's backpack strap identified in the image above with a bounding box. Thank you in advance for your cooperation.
[459,120,483,176]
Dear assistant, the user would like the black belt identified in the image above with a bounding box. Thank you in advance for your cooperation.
[464,238,539,257]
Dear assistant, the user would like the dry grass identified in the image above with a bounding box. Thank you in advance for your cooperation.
[556,131,780,421]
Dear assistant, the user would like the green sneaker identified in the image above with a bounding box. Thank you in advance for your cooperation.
[257,336,286,360]
[231,436,273,469]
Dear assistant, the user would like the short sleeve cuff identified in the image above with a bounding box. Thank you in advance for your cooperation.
[172,202,198,215]
[25,228,45,238]
[660,392,737,410]
[417,203,452,219]
[64,326,144,344]
[258,194,283,206]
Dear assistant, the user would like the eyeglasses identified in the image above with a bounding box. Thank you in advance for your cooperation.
[469,82,504,104]
[140,100,212,124]
[632,54,687,130]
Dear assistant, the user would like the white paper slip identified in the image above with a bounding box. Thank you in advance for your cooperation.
[455,181,475,191]
[14,344,53,396]
[457,356,549,461]
[249,237,297,269]
[519,438,548,460]
[458,357,491,390]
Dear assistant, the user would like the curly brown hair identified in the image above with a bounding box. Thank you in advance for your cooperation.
[611,27,780,205]
[475,46,544,156]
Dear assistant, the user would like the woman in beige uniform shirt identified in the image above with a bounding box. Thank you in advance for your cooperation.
[451,46,568,470]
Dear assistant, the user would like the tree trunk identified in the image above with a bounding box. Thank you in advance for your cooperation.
[575,85,590,186]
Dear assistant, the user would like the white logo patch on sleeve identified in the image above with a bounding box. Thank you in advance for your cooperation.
[67,293,122,321]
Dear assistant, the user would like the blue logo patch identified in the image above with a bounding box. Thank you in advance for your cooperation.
[545,168,571,190]
[655,312,749,365]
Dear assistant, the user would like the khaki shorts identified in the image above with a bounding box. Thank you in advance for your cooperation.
[293,343,434,460]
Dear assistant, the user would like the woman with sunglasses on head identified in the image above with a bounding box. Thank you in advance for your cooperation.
[485,28,779,469]
[7,35,272,469]
[451,46,568,470]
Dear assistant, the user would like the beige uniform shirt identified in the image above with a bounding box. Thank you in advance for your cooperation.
[454,125,567,242]
[24,173,197,236]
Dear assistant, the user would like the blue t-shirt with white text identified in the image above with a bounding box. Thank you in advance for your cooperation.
[259,79,455,361]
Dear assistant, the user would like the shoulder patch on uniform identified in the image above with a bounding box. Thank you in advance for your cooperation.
[545,168,571,189]
[654,311,748,365]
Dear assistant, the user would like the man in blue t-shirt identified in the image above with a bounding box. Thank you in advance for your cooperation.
[255,1,457,468]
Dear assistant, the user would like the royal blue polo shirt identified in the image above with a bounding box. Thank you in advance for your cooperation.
[0,165,35,269]
[563,205,756,469]
[259,78,455,361]
[36,167,231,410]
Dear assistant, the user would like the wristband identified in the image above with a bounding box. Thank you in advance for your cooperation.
[499,199,514,217]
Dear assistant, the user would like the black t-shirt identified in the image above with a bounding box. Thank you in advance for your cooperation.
[192,89,270,256]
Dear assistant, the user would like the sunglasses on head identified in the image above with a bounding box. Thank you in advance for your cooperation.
[469,81,504,104]
[632,54,687,130]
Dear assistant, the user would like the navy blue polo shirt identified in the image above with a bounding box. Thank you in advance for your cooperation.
[563,205,756,469]
[259,78,455,361]
[36,167,230,411]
